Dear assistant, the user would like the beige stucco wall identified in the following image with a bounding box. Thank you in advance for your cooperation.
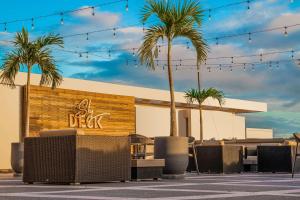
[0,85,22,170]
[190,110,246,140]
[246,128,273,139]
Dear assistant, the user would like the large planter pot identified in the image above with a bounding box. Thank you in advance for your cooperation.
[11,142,24,175]
[154,136,188,175]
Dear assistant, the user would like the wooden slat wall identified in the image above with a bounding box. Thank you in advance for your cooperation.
[28,85,136,136]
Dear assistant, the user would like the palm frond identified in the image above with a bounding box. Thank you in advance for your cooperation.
[138,25,165,70]
[141,0,170,24]
[185,88,224,106]
[175,25,208,65]
[0,51,22,88]
[36,50,62,89]
[35,34,64,49]
[13,27,29,49]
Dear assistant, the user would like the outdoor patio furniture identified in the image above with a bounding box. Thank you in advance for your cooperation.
[195,144,243,173]
[243,146,257,172]
[257,144,300,173]
[292,133,300,178]
[129,134,154,159]
[131,159,165,180]
[23,131,131,184]
[186,137,200,174]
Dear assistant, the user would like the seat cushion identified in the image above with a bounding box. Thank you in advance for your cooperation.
[39,129,85,137]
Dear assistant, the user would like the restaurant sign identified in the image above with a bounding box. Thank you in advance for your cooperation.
[69,99,110,129]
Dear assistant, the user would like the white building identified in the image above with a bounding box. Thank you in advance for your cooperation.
[0,72,273,170]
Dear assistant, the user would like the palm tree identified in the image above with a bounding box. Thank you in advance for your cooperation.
[0,27,64,140]
[185,88,224,143]
[138,0,208,136]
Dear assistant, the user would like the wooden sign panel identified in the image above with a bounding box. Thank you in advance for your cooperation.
[28,85,136,136]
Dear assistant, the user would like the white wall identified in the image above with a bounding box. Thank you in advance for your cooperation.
[246,128,273,139]
[0,85,22,169]
[190,110,246,140]
[136,105,246,140]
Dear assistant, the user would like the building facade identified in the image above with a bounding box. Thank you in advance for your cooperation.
[0,72,272,169]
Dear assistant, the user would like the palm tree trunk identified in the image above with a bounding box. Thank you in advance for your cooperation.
[23,67,31,141]
[167,37,177,137]
[199,104,203,143]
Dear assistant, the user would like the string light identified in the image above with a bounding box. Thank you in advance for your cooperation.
[248,32,252,43]
[113,28,116,37]
[86,52,89,59]
[4,22,7,32]
[251,64,255,71]
[216,37,219,45]
[86,33,89,40]
[243,63,246,71]
[231,57,234,64]
[108,50,111,57]
[125,0,129,11]
[134,59,138,67]
[79,52,82,57]
[132,48,136,56]
[284,27,288,36]
[91,6,95,16]
[31,18,34,30]
[60,12,64,25]
[186,42,190,49]
[260,53,263,62]
[219,64,222,71]
[208,9,212,20]
[291,50,295,59]
[247,0,250,10]
[230,66,233,71]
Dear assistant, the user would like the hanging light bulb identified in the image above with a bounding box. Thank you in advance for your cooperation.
[268,61,272,69]
[260,53,263,62]
[125,0,129,11]
[291,50,295,59]
[243,63,246,71]
[86,33,89,40]
[276,61,279,68]
[134,60,138,67]
[86,52,89,59]
[91,6,95,16]
[284,27,288,36]
[204,59,207,65]
[60,12,64,25]
[248,32,252,43]
[31,18,34,30]
[219,64,222,71]
[179,59,182,66]
[113,28,116,37]
[208,9,212,21]
[215,37,219,46]
[247,0,251,10]
[108,50,111,58]
[4,22,7,32]
[251,64,255,71]
[186,42,190,49]
[231,57,234,64]
[132,48,136,56]
[175,64,178,71]
[79,52,82,57]
[163,65,165,71]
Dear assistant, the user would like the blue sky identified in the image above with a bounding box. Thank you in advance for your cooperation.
[1,0,300,138]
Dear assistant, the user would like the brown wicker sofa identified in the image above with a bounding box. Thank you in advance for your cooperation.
[23,130,131,184]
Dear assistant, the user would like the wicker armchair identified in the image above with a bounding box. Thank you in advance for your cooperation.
[23,135,131,184]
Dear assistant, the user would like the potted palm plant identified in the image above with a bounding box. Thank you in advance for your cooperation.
[185,88,224,143]
[0,27,63,175]
[138,0,208,177]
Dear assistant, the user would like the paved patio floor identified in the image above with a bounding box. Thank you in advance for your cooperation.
[0,173,300,199]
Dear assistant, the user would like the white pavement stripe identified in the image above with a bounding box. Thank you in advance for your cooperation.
[133,187,234,194]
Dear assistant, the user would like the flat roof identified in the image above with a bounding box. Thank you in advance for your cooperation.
[6,72,267,113]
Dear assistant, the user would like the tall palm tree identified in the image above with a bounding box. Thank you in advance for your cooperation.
[0,27,64,140]
[138,0,208,136]
[185,88,224,143]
